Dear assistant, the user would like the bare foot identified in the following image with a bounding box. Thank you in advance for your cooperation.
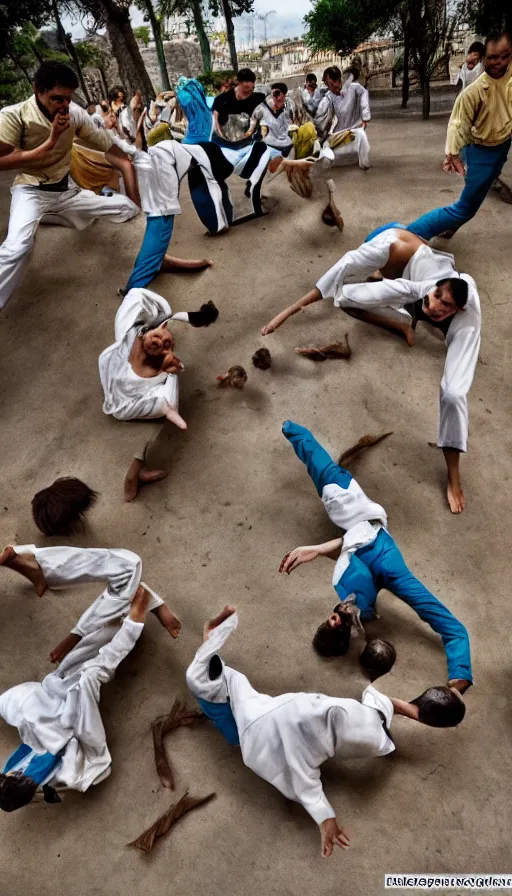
[129,585,152,622]
[203,605,236,642]
[152,604,182,639]
[49,632,81,664]
[447,478,465,513]
[0,546,47,597]
[161,255,214,273]
[124,458,168,503]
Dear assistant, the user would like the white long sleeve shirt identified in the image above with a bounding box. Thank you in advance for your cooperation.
[315,83,371,137]
[316,229,481,451]
[99,287,180,421]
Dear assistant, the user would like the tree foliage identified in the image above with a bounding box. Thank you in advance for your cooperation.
[134,24,151,44]
[457,0,511,35]
[304,0,398,55]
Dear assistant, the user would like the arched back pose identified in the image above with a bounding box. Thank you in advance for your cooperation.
[262,227,481,514]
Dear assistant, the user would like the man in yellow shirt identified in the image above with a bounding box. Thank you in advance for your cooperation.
[408,31,511,241]
[0,61,140,310]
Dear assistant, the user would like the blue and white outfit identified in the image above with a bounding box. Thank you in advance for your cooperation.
[0,545,164,794]
[186,612,395,825]
[315,226,481,453]
[283,421,473,684]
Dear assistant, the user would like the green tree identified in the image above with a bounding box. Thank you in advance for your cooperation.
[134,0,171,90]
[457,0,511,34]
[304,0,395,55]
[134,25,151,44]
[406,0,457,119]
[209,0,254,72]
[69,0,155,101]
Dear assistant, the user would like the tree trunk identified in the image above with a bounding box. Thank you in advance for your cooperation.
[141,0,171,90]
[8,52,33,86]
[419,71,430,119]
[401,25,410,108]
[98,64,109,99]
[191,0,211,72]
[52,0,91,103]
[102,0,155,103]
[219,0,238,72]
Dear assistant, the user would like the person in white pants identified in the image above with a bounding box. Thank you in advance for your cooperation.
[261,225,481,515]
[314,66,371,170]
[99,286,218,501]
[0,543,181,663]
[0,584,153,812]
[186,606,465,857]
[0,61,139,311]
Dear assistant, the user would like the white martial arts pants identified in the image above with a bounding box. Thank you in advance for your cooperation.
[322,127,370,169]
[13,545,163,637]
[0,183,138,309]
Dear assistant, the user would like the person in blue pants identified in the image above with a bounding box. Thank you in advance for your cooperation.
[407,32,512,241]
[279,421,472,695]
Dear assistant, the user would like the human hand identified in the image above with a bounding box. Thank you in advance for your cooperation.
[361,120,368,130]
[49,113,70,145]
[162,351,184,374]
[442,154,465,176]
[279,547,320,574]
[320,818,351,857]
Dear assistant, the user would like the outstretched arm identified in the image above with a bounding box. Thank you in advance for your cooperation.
[261,287,322,336]
[280,538,343,574]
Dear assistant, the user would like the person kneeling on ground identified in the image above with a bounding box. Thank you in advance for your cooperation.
[186,607,465,858]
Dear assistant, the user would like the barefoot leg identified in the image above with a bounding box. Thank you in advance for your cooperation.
[0,546,47,596]
[49,632,82,664]
[261,287,322,336]
[443,448,464,513]
[160,255,214,273]
[343,307,415,346]
[124,457,168,502]
[203,605,237,642]
[152,603,181,639]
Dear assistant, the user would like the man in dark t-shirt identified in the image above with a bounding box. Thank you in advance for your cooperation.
[212,67,265,147]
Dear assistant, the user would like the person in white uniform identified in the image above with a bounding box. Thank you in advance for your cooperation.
[0,61,140,311]
[248,83,295,156]
[262,224,480,514]
[186,606,465,857]
[314,65,371,169]
[0,542,181,662]
[0,583,155,812]
[99,286,218,501]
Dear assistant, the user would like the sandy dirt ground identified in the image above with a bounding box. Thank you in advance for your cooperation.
[0,116,511,896]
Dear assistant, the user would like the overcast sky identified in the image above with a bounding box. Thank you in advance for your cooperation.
[62,0,312,44]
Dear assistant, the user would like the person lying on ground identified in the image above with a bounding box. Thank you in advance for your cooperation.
[186,606,466,858]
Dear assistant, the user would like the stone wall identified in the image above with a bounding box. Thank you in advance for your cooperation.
[139,40,203,91]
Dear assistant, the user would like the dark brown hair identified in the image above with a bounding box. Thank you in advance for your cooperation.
[0,773,38,812]
[32,478,98,536]
[312,619,351,657]
[411,686,466,728]
[360,639,396,679]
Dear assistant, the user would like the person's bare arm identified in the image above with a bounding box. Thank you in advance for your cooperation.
[0,114,70,171]
[261,287,323,336]
[212,109,223,137]
[320,818,351,858]
[279,537,343,574]
[105,144,141,207]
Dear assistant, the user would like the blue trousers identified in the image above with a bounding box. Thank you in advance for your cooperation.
[282,420,352,494]
[335,529,472,682]
[125,214,174,292]
[407,140,511,240]
[197,697,240,746]
[282,421,472,683]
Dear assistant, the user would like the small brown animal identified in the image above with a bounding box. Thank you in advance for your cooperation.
[216,365,248,388]
[252,347,272,370]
